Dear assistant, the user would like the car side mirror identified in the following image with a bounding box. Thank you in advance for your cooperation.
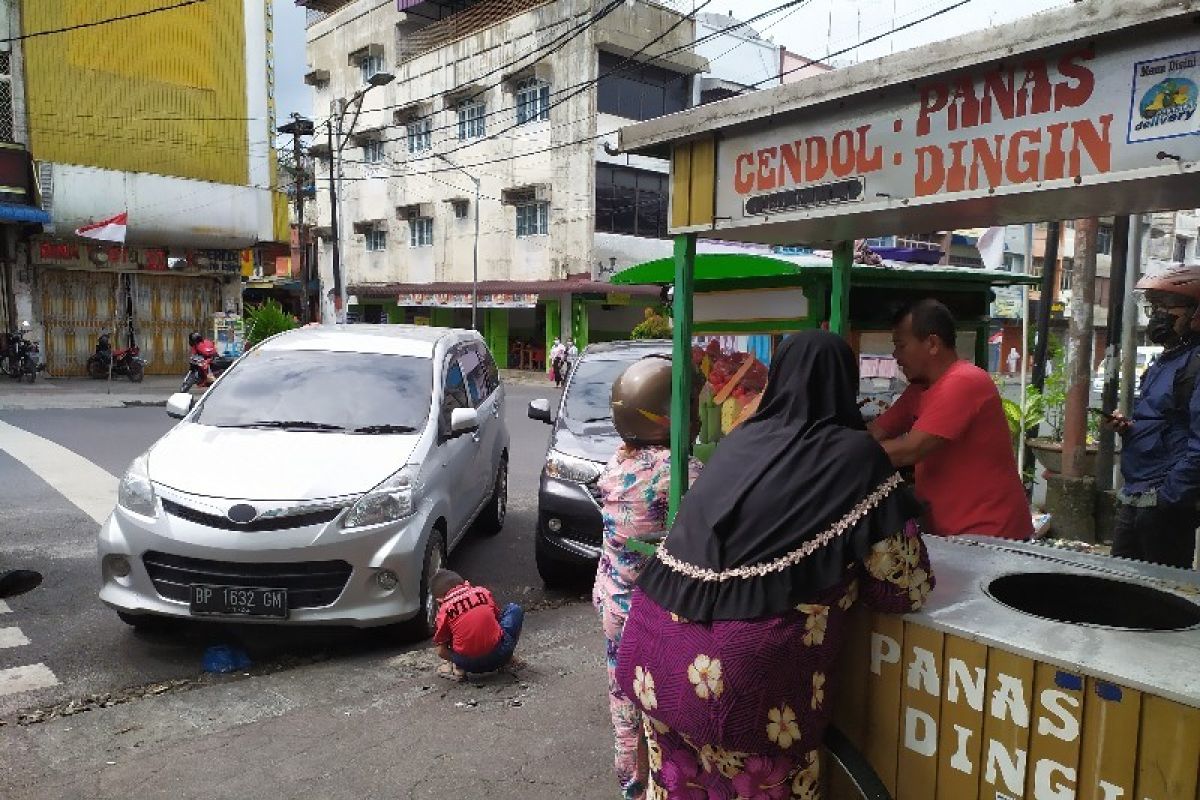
[450,407,480,436]
[528,398,552,424]
[166,393,194,420]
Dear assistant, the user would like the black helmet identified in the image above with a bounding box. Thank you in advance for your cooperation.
[611,356,674,446]
[188,332,203,347]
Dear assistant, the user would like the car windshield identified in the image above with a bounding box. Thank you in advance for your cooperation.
[563,355,655,431]
[193,349,433,433]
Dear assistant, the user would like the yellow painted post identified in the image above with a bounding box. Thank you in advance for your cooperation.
[864,613,906,795]
[936,636,988,800]
[1078,678,1142,800]
[1135,696,1200,800]
[977,650,1035,800]
[1025,663,1084,800]
[897,623,944,800]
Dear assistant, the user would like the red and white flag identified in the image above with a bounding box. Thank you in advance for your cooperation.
[75,212,128,244]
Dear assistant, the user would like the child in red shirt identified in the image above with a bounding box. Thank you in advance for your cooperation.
[431,570,523,679]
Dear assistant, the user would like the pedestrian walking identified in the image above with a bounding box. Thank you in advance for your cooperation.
[1104,264,1200,568]
[594,356,702,800]
[615,331,934,799]
[1006,346,1021,376]
[549,337,566,386]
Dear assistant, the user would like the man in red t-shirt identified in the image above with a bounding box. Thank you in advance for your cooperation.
[868,299,1032,539]
[431,569,524,678]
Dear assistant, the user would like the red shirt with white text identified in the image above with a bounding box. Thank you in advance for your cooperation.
[432,582,503,658]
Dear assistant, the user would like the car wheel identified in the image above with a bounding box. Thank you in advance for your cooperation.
[398,528,445,642]
[535,537,592,592]
[474,457,507,536]
[116,611,175,634]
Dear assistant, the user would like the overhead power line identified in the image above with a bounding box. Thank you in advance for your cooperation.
[7,0,211,44]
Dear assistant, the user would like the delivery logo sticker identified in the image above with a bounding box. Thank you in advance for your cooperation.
[1128,51,1199,143]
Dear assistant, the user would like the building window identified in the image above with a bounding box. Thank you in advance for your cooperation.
[1031,256,1044,277]
[457,100,486,140]
[1059,257,1074,292]
[365,230,387,251]
[359,53,385,85]
[409,217,433,247]
[452,200,469,220]
[362,139,385,164]
[0,52,12,144]
[515,202,548,237]
[1097,224,1113,256]
[406,118,431,153]
[515,78,550,124]
[597,52,689,122]
[595,164,668,239]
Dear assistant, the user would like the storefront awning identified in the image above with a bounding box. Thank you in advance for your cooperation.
[0,203,50,224]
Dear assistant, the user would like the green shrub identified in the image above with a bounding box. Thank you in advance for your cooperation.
[244,299,297,347]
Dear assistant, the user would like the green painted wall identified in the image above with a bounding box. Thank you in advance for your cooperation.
[571,297,589,349]
[484,309,509,368]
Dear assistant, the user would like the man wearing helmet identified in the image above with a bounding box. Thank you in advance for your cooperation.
[1105,263,1200,568]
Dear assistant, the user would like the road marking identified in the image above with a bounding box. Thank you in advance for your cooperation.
[0,663,58,697]
[0,627,29,649]
[0,600,9,614]
[0,420,119,525]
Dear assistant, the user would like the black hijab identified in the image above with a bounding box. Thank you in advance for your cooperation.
[636,330,920,622]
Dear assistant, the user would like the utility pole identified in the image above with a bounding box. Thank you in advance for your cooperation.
[278,115,315,322]
[1032,221,1062,393]
[328,100,343,323]
[1096,216,1130,490]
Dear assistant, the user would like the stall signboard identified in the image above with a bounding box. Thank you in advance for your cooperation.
[35,242,238,274]
[397,292,539,308]
[706,31,1200,241]
[991,285,1024,319]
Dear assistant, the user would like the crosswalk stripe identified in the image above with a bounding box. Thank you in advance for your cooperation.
[0,420,119,525]
[0,600,9,614]
[0,663,58,697]
[0,627,29,649]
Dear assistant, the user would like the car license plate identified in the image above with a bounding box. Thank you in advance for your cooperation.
[189,585,288,619]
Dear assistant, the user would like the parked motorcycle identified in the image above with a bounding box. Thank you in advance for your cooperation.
[2,322,44,383]
[180,337,233,392]
[86,334,146,383]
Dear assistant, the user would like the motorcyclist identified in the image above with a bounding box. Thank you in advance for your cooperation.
[1104,263,1200,568]
[187,331,218,388]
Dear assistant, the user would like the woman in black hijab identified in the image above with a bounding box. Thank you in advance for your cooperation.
[615,330,934,799]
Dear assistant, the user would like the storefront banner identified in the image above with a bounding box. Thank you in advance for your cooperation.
[397,292,539,308]
[991,285,1024,319]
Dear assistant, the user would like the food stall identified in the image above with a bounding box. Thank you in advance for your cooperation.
[609,0,1200,795]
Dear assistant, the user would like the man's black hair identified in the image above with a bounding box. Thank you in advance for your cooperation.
[894,298,957,349]
[431,569,466,600]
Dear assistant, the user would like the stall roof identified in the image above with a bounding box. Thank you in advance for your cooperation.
[611,253,1041,288]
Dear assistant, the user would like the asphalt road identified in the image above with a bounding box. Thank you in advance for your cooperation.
[0,382,568,720]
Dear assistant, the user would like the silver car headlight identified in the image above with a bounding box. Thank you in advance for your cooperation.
[343,465,422,529]
[117,454,157,518]
[544,450,602,484]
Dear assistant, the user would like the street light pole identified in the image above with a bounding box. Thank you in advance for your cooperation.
[327,71,395,325]
[278,114,315,322]
[436,153,481,330]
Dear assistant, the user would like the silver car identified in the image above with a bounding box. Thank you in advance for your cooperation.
[98,325,509,638]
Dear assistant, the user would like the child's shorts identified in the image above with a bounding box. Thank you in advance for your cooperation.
[450,603,524,674]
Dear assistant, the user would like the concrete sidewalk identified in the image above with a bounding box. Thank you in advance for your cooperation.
[0,602,615,800]
[0,369,553,411]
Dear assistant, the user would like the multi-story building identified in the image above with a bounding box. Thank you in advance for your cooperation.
[302,0,716,365]
[7,0,287,376]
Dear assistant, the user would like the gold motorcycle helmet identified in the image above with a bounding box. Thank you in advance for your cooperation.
[611,355,678,447]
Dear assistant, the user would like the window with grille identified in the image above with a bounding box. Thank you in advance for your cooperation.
[452,200,469,220]
[516,78,550,124]
[359,54,385,85]
[410,217,433,247]
[1097,224,1113,256]
[516,202,548,237]
[0,50,12,143]
[362,140,385,164]
[597,52,690,121]
[457,100,486,140]
[365,230,387,251]
[406,118,431,153]
[1059,257,1073,292]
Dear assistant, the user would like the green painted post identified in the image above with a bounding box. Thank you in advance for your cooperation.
[430,308,453,328]
[485,310,509,367]
[669,233,697,525]
[830,240,853,336]
[571,297,589,349]
[544,298,561,362]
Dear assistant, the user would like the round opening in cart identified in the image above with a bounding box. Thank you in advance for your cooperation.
[986,572,1200,631]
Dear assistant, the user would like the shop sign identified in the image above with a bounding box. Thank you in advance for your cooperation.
[711,30,1200,237]
[991,285,1024,319]
[398,292,539,308]
[38,242,79,262]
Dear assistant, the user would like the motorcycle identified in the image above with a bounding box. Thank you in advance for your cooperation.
[2,323,44,383]
[86,334,146,383]
[180,338,233,392]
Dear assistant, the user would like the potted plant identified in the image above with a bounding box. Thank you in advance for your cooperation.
[1022,339,1102,475]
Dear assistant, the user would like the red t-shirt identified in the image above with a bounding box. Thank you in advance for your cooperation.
[432,582,503,658]
[875,360,1032,539]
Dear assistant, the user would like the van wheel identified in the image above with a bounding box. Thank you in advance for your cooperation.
[475,457,507,536]
[399,529,445,642]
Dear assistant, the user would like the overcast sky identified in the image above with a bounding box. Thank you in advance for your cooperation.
[269,0,1072,125]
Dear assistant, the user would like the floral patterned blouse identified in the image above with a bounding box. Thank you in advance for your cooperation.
[593,445,704,617]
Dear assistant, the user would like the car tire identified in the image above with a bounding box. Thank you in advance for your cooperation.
[535,537,592,591]
[474,457,507,536]
[398,528,445,642]
[116,611,175,634]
